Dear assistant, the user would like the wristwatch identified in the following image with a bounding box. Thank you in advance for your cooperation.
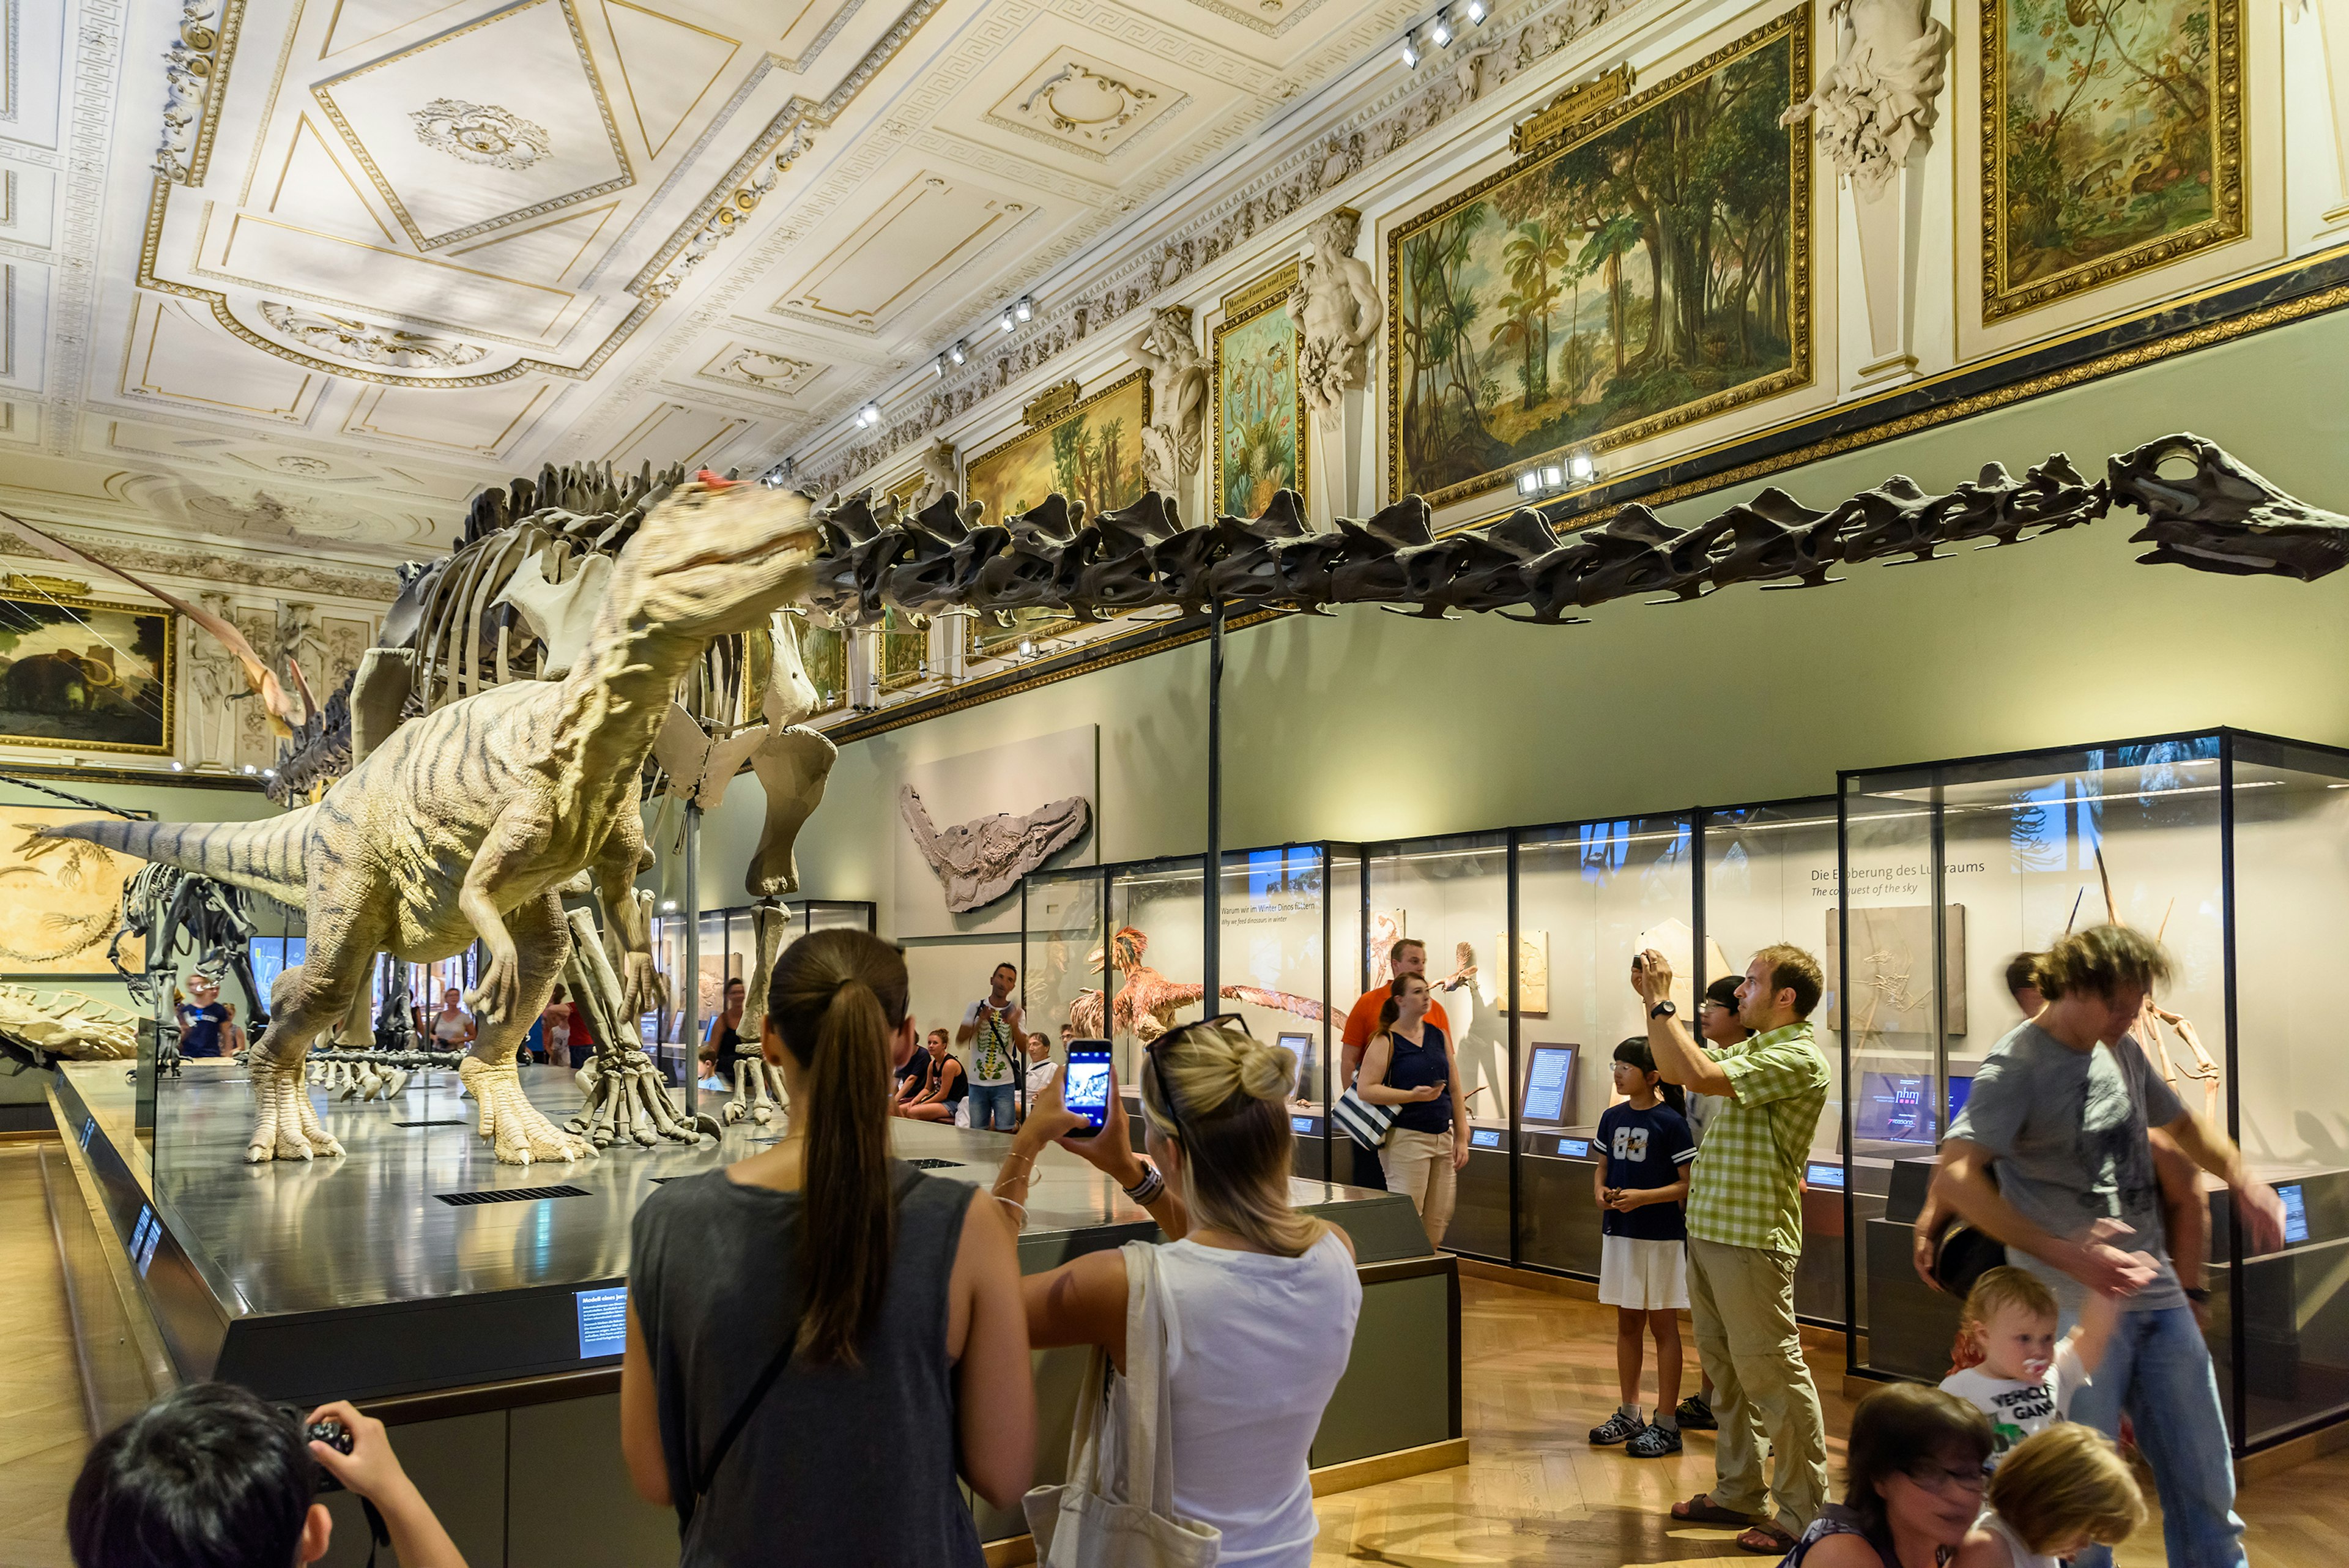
[1649,1000,1677,1020]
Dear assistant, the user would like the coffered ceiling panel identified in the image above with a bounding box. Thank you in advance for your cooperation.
[768,169,1036,336]
[697,341,825,398]
[985,48,1186,163]
[343,379,562,456]
[603,401,751,469]
[320,0,481,61]
[311,0,634,250]
[598,0,741,157]
[121,297,327,424]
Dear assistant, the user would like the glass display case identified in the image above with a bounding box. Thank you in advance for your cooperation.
[645,899,877,1085]
[1841,730,2349,1453]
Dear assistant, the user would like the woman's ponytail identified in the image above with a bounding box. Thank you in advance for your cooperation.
[766,929,908,1365]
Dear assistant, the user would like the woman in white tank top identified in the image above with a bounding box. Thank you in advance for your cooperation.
[993,1019,1364,1566]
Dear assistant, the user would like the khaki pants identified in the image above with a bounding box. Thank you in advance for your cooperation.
[1685,1236,1828,1537]
[1384,1128,1457,1246]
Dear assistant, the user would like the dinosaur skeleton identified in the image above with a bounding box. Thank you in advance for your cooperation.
[40,479,820,1166]
[0,985,140,1071]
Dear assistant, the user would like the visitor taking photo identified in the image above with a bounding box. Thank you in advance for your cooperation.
[620,929,1033,1565]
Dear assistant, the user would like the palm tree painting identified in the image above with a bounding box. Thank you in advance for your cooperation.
[1212,264,1308,518]
[1985,0,2241,321]
[1385,12,1811,508]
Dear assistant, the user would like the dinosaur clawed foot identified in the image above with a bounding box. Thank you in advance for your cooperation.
[461,1057,589,1167]
[566,1049,714,1151]
[245,1057,345,1164]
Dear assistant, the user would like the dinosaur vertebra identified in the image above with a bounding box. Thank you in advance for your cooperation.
[43,479,822,1166]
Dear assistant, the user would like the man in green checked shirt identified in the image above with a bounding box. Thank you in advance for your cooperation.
[1634,942,1831,1556]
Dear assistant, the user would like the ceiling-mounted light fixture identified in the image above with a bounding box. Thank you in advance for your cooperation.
[1541,463,1564,488]
[1566,451,1598,483]
[171,760,186,772]
[1014,295,1034,322]
[1017,638,1035,657]
[1401,33,1420,67]
[1516,470,1542,497]
[1463,0,1486,22]
[1430,11,1453,46]
[857,401,881,428]
[932,354,948,377]
[948,340,967,365]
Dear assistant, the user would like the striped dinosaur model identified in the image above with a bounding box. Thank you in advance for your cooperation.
[39,478,822,1165]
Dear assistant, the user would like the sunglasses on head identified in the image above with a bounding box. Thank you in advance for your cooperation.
[1144,1013,1254,1128]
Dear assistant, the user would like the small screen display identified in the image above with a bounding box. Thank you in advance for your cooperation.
[1945,1076,1973,1124]
[132,1206,162,1277]
[1470,1127,1501,1150]
[1557,1137,1590,1158]
[1806,1161,1847,1189]
[1278,1032,1316,1099]
[576,1286,629,1359]
[1521,1044,1577,1126]
[1063,1042,1113,1131]
[1290,1115,1315,1135]
[1854,1072,1931,1142]
[2280,1183,2310,1246]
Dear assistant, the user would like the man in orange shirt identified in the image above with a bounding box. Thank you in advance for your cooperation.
[1337,938,1452,1189]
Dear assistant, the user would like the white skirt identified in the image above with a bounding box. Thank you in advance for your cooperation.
[1598,1233,1689,1310]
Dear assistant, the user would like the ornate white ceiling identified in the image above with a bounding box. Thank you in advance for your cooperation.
[2,0,1419,568]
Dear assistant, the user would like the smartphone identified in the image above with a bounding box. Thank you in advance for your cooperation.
[1063,1039,1113,1133]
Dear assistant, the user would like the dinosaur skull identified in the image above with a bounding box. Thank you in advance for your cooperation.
[609,480,825,639]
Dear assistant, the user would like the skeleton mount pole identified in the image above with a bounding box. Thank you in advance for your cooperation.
[1203,595,1223,1008]
[681,800,702,1117]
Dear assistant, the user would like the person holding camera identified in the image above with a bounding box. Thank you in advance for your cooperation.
[69,1382,467,1568]
[1635,943,1833,1555]
[957,962,1024,1132]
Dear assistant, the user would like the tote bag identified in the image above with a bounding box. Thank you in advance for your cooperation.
[1329,1087,1395,1151]
[1022,1241,1221,1568]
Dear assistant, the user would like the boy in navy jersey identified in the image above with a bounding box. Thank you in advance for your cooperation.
[1589,1036,1698,1457]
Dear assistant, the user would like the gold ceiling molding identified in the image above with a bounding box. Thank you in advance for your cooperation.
[155,0,248,187]
[1022,379,1080,426]
[258,302,491,369]
[0,530,401,601]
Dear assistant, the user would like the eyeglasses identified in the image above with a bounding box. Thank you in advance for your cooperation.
[1906,1461,1992,1495]
[1143,1013,1254,1131]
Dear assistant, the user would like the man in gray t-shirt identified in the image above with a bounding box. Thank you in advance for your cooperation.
[1933,926,2283,1568]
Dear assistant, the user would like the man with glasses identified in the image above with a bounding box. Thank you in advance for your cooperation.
[1337,939,1451,1189]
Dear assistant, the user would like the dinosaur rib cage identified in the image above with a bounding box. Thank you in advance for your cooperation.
[269,433,2344,801]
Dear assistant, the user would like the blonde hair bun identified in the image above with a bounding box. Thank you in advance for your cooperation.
[1236,1036,1296,1103]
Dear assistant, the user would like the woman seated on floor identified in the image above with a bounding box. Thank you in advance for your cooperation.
[1776,1384,1993,1568]
[896,1027,968,1123]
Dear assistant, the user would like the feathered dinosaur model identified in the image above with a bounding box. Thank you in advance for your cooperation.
[36,478,823,1165]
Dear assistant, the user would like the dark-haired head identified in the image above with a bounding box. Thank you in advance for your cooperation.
[1841,1383,1994,1547]
[1611,1036,1685,1117]
[763,928,916,1364]
[69,1383,324,1568]
[1376,972,1431,1033]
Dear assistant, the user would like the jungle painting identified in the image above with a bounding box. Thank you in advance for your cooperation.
[1387,12,1810,508]
[965,370,1151,526]
[1213,265,1307,518]
[0,591,172,756]
[1984,0,2241,320]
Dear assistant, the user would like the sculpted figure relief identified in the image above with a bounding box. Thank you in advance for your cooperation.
[1779,0,1951,197]
[1290,209,1384,425]
[1129,307,1207,484]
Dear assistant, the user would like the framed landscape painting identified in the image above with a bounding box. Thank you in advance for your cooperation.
[1386,9,1811,509]
[1982,0,2243,322]
[0,589,173,756]
[964,370,1152,526]
[1212,263,1307,518]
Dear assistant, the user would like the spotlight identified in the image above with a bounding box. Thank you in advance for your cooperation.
[241,763,257,775]
[1541,463,1564,488]
[1014,296,1034,323]
[1400,34,1420,67]
[933,354,948,377]
[660,899,678,913]
[1431,13,1452,47]
[262,767,276,779]
[171,760,185,771]
[857,401,881,428]
[1516,471,1542,497]
[999,307,1017,333]
[948,340,967,365]
[1566,452,1597,483]
[1017,639,1034,657]
[1464,0,1485,20]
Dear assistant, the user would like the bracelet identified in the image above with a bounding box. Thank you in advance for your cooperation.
[2183,1285,2211,1303]
[991,1195,1028,1230]
[1122,1165,1165,1206]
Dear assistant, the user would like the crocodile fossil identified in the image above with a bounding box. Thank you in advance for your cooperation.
[39,478,822,1165]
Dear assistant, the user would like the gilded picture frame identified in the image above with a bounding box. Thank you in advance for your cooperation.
[1980,0,2244,324]
[0,589,174,756]
[1384,7,1813,511]
[1211,261,1308,519]
[964,369,1152,660]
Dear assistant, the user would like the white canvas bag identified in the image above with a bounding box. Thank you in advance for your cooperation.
[1022,1240,1220,1568]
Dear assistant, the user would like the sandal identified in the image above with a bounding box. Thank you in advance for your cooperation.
[1736,1523,1798,1555]
[1671,1494,1757,1527]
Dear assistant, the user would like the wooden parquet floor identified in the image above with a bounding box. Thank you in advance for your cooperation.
[0,1143,2339,1567]
[1308,1275,2342,1566]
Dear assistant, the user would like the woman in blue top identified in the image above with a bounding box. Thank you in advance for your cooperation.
[1590,1036,1696,1457]
[1356,972,1468,1247]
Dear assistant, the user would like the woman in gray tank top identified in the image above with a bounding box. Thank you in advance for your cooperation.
[620,930,1034,1566]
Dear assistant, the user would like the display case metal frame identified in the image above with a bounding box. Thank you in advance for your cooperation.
[1835,726,2349,1455]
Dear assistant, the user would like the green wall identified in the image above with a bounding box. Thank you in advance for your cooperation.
[684,306,2349,934]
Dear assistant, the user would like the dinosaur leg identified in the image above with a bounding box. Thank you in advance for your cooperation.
[243,957,369,1164]
[458,892,585,1167]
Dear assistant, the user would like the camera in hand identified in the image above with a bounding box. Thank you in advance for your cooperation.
[280,1406,352,1491]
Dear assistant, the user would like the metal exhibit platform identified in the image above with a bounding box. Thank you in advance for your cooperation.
[47,1057,1464,1566]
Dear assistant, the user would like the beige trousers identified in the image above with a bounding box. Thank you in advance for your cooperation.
[1384,1128,1457,1246]
[1685,1236,1828,1538]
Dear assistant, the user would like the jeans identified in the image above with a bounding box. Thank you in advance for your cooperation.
[968,1082,1017,1131]
[2067,1303,2245,1568]
[1685,1238,1829,1538]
